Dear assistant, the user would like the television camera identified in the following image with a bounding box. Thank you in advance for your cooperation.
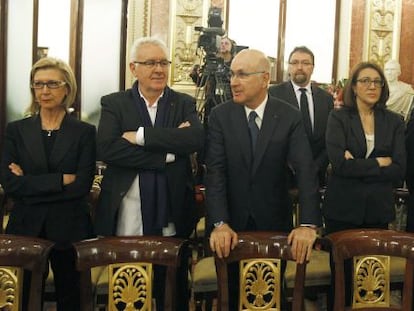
[192,7,231,124]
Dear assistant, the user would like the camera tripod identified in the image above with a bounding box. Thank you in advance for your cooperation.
[195,66,232,125]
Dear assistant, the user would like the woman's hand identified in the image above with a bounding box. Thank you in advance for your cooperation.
[376,157,392,167]
[9,162,24,176]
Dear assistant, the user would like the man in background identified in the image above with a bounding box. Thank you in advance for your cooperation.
[269,46,333,187]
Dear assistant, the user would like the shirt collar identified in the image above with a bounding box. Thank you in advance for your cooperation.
[291,81,311,93]
[137,86,164,108]
[244,94,268,120]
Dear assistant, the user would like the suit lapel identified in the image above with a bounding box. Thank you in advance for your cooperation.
[231,104,252,166]
[311,86,322,139]
[349,112,367,155]
[21,116,49,171]
[286,83,299,108]
[49,114,74,169]
[252,99,279,175]
[373,109,386,152]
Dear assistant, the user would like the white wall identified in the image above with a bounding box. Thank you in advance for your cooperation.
[81,0,122,126]
[6,0,33,121]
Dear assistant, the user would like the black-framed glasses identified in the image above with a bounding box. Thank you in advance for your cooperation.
[31,80,66,89]
[229,71,266,80]
[133,60,171,68]
[356,77,385,88]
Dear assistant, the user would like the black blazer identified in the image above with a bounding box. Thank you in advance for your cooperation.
[205,96,322,232]
[94,85,204,238]
[0,114,96,243]
[323,107,406,225]
[269,82,333,183]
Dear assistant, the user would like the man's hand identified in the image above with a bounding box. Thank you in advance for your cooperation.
[287,226,317,264]
[209,223,238,258]
[344,150,354,160]
[9,162,23,176]
[178,121,191,128]
[63,174,76,185]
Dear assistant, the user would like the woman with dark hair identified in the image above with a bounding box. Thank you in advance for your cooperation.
[0,57,96,310]
[324,61,405,233]
[323,61,406,306]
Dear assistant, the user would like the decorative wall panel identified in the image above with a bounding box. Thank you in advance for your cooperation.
[125,0,151,88]
[364,0,401,67]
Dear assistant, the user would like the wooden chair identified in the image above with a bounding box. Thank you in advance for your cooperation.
[73,236,190,311]
[214,231,307,311]
[326,229,414,311]
[0,234,53,311]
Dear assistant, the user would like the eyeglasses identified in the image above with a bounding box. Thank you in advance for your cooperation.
[229,71,266,80]
[288,61,313,67]
[356,77,385,88]
[31,80,66,89]
[133,60,171,68]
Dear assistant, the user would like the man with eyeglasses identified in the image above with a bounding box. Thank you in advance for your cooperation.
[95,37,204,310]
[206,48,321,309]
[269,46,333,188]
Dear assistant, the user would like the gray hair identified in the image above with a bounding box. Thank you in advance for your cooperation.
[129,37,169,62]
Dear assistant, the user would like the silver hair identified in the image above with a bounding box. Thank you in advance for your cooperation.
[129,37,169,62]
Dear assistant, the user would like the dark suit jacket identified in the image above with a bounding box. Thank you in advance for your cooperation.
[205,96,321,232]
[323,107,406,226]
[405,110,414,232]
[0,114,96,243]
[268,82,333,184]
[94,84,204,238]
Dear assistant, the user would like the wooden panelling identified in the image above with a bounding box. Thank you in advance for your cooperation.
[399,0,414,86]
[349,0,366,71]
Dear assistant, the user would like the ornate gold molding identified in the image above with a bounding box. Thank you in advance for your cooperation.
[365,0,402,67]
[169,0,227,89]
[352,255,390,308]
[239,258,281,310]
[0,267,22,310]
[108,262,153,310]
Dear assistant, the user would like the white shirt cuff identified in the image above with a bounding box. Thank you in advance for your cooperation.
[136,127,145,146]
[166,153,175,163]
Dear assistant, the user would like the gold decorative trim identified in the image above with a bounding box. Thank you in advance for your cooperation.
[352,255,390,308]
[0,267,22,311]
[239,258,281,311]
[108,262,153,310]
[169,0,227,91]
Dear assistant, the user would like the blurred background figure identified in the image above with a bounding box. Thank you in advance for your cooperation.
[384,59,414,121]
[217,36,236,66]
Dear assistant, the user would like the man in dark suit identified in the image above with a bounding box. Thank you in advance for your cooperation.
[206,48,321,260]
[95,37,204,310]
[269,46,333,186]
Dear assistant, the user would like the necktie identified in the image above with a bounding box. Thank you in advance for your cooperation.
[248,111,259,152]
[299,88,312,135]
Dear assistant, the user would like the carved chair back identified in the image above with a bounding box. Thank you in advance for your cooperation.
[327,229,414,311]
